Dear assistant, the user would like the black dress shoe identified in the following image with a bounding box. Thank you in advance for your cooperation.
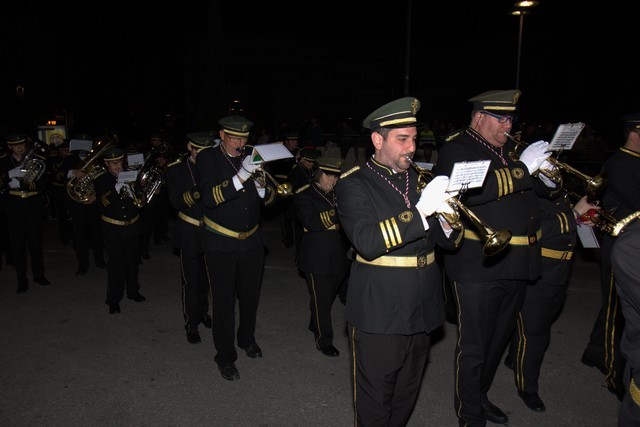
[581,352,608,375]
[518,391,546,412]
[127,293,146,302]
[35,277,51,286]
[239,343,263,358]
[318,345,340,357]
[187,331,201,344]
[199,314,212,329]
[218,362,240,381]
[109,303,121,314]
[481,401,508,424]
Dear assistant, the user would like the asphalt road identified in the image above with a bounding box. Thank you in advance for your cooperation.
[0,213,620,426]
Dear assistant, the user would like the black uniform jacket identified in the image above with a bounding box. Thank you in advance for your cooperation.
[196,145,275,253]
[288,163,315,192]
[94,170,139,229]
[295,182,351,276]
[166,155,204,252]
[335,157,462,335]
[434,128,542,282]
[601,147,640,220]
[538,189,577,283]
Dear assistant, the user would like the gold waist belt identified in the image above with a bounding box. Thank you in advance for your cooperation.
[101,215,139,226]
[204,217,258,240]
[355,252,435,268]
[178,212,203,227]
[465,229,541,246]
[541,247,573,261]
[8,191,38,198]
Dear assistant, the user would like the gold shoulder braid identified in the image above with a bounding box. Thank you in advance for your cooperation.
[340,166,360,179]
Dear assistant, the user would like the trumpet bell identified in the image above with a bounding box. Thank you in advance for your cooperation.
[585,174,606,201]
[483,229,513,256]
[277,182,294,198]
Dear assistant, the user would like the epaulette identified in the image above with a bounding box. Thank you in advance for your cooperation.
[167,157,183,168]
[445,129,464,143]
[295,184,310,194]
[340,166,360,179]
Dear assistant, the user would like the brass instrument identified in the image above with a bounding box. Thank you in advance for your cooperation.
[119,182,145,208]
[240,146,294,198]
[565,191,640,237]
[19,138,48,184]
[504,132,606,201]
[135,150,165,206]
[66,137,116,203]
[406,157,512,256]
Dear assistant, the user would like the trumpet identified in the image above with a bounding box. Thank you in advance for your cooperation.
[564,191,640,237]
[239,146,294,198]
[406,157,512,256]
[504,132,606,201]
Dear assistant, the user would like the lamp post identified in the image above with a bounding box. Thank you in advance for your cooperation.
[510,1,539,90]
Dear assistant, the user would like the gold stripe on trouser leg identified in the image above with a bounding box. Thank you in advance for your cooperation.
[180,250,190,328]
[605,269,618,388]
[452,280,465,420]
[203,256,213,316]
[515,312,526,390]
[351,326,358,427]
[309,273,322,347]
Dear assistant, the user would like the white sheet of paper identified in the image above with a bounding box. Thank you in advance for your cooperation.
[548,122,585,151]
[448,160,491,192]
[117,170,138,183]
[69,139,93,152]
[577,224,600,248]
[127,153,145,167]
[249,143,294,164]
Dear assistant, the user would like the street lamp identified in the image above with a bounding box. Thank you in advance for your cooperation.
[510,1,539,90]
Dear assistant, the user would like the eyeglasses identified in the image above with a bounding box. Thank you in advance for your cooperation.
[481,111,518,124]
[225,134,248,143]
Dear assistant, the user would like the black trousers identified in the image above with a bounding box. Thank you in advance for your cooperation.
[508,278,568,393]
[305,271,345,348]
[180,247,210,332]
[584,235,625,394]
[204,246,264,366]
[6,195,46,286]
[69,202,104,270]
[103,221,141,304]
[453,279,527,427]
[350,326,430,427]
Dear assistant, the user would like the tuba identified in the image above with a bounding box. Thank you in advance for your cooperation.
[504,132,606,201]
[406,157,512,256]
[19,138,49,184]
[67,136,117,203]
[130,147,166,207]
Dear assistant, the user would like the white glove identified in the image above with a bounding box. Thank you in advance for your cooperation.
[416,175,453,217]
[237,156,261,181]
[8,178,20,189]
[8,167,25,179]
[537,160,558,188]
[115,182,125,193]
[519,140,552,174]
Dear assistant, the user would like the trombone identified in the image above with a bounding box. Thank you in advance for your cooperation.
[406,157,512,256]
[504,132,606,201]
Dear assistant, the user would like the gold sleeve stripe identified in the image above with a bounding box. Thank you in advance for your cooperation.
[505,169,514,193]
[390,217,402,246]
[320,211,330,228]
[213,185,225,205]
[102,193,110,206]
[555,211,570,234]
[379,217,402,249]
[183,191,195,207]
[494,169,505,197]
[379,220,391,249]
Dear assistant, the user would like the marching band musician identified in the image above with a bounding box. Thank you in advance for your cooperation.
[61,136,106,276]
[197,115,276,381]
[294,156,351,357]
[433,90,552,426]
[165,132,213,344]
[335,97,461,426]
[582,111,640,400]
[0,133,51,293]
[94,146,146,314]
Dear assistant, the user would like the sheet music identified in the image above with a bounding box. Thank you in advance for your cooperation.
[447,160,491,192]
[577,224,600,248]
[117,170,138,183]
[249,142,294,164]
[548,122,585,151]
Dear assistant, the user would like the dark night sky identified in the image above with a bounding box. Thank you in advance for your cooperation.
[2,1,638,141]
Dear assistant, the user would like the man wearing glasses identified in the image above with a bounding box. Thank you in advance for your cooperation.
[434,90,552,426]
[197,115,276,381]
